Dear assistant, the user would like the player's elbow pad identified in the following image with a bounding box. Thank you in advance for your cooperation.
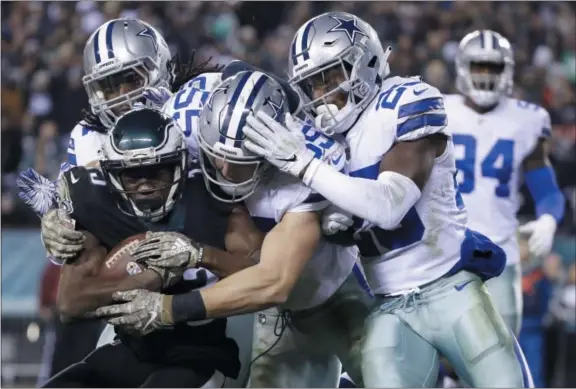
[372,171,422,230]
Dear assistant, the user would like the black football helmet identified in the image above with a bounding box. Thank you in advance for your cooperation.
[100,108,188,222]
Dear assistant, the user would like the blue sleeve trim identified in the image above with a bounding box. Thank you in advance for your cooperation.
[397,113,447,138]
[67,153,77,166]
[524,166,565,223]
[398,97,444,119]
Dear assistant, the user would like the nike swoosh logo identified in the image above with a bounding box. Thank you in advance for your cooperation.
[70,172,79,184]
[413,88,428,96]
[142,311,158,332]
[277,155,297,162]
[454,280,474,292]
[331,154,343,166]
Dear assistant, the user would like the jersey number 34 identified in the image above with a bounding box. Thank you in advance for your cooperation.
[453,135,515,198]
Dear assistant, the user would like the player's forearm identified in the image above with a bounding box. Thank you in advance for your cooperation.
[58,270,161,322]
[171,213,321,322]
[202,264,284,317]
[169,265,283,323]
[302,159,421,229]
[524,166,565,223]
[198,246,260,278]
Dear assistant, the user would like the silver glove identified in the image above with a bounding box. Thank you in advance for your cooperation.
[132,231,204,289]
[92,289,173,335]
[41,208,85,261]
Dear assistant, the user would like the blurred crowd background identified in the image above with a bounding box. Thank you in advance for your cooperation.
[1,1,575,388]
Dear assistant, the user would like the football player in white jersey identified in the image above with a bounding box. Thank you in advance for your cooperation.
[445,30,565,336]
[37,18,173,264]
[242,12,533,387]
[93,70,373,388]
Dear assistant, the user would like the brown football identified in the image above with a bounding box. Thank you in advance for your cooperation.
[99,233,148,281]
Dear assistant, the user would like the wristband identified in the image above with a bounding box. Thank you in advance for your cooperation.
[172,289,207,323]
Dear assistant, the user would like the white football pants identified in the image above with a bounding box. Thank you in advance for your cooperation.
[361,269,533,388]
[248,268,373,387]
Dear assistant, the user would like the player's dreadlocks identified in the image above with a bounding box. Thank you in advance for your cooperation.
[168,50,224,93]
[81,108,106,133]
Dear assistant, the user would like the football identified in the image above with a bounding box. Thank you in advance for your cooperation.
[99,233,148,281]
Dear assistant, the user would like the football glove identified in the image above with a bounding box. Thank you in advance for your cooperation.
[518,214,557,258]
[92,289,174,335]
[41,208,85,262]
[132,231,204,289]
[244,111,316,178]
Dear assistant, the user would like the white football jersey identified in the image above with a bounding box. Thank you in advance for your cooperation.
[164,72,355,311]
[246,172,358,311]
[162,72,223,159]
[445,94,552,265]
[66,123,108,168]
[345,76,471,294]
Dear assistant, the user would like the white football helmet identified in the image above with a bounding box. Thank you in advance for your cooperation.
[287,12,391,135]
[455,30,514,107]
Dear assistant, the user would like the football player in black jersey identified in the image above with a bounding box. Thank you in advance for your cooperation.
[43,108,263,388]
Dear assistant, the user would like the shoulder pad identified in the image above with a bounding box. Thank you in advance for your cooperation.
[375,80,447,142]
[67,123,106,167]
[509,98,552,139]
[267,175,328,221]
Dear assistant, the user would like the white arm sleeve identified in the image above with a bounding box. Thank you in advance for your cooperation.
[303,159,421,230]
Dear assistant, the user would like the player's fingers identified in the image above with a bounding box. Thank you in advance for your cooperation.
[246,115,272,137]
[107,314,140,328]
[136,237,162,249]
[133,249,161,263]
[48,251,76,261]
[284,113,301,132]
[57,228,85,242]
[112,289,142,302]
[93,305,123,318]
[255,111,282,131]
[52,242,84,254]
[517,222,534,235]
[243,127,270,149]
[244,140,268,158]
[45,224,84,244]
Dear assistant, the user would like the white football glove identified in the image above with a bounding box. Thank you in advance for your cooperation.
[314,104,339,130]
[322,206,354,236]
[518,214,557,258]
[143,85,173,107]
[244,111,316,178]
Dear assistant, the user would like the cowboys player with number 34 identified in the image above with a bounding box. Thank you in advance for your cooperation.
[243,11,533,387]
[446,30,565,336]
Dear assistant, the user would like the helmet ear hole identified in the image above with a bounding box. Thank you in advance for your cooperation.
[368,56,377,68]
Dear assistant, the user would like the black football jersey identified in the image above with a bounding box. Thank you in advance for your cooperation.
[59,166,240,377]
